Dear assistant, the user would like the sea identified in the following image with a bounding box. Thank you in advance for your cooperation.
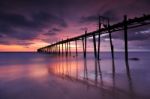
[0,52,150,99]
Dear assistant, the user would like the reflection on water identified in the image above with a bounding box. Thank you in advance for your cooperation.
[0,52,150,99]
[47,53,150,99]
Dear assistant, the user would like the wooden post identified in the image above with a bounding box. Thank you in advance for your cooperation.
[65,43,67,56]
[108,23,115,74]
[48,48,50,53]
[48,48,49,53]
[46,48,47,53]
[56,45,58,54]
[52,47,53,53]
[58,44,60,55]
[54,45,56,54]
[50,47,51,53]
[82,37,85,58]
[67,41,69,56]
[69,41,71,56]
[93,33,97,59]
[98,16,101,60]
[53,47,54,53]
[47,48,49,53]
[84,30,87,58]
[124,15,130,74]
[82,30,87,59]
[45,48,46,53]
[62,43,64,55]
[56,44,59,54]
[53,46,54,54]
[75,40,78,56]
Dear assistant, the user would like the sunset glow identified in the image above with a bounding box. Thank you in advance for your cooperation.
[0,0,149,52]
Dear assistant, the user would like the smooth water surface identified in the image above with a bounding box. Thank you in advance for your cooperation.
[0,52,150,99]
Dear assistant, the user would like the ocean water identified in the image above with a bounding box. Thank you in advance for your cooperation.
[0,52,150,99]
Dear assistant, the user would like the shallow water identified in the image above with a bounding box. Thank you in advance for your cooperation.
[0,52,150,99]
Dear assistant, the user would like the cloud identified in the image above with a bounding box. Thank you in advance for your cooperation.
[52,28,62,32]
[0,37,34,46]
[79,9,120,25]
[0,10,67,45]
[0,0,149,50]
[43,28,62,36]
[101,10,119,22]
[79,15,98,24]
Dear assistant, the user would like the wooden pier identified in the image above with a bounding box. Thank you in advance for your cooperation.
[37,14,150,67]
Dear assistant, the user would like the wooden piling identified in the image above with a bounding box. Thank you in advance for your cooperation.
[54,45,56,54]
[124,15,130,74]
[69,41,71,55]
[84,30,87,58]
[50,48,51,53]
[82,37,85,58]
[108,23,115,74]
[58,44,60,55]
[48,48,49,53]
[62,43,64,55]
[98,16,101,60]
[81,31,87,59]
[67,41,69,56]
[75,40,78,56]
[93,33,97,59]
[55,45,58,54]
[65,43,67,56]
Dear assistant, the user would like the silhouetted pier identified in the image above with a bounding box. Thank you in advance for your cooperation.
[37,14,150,67]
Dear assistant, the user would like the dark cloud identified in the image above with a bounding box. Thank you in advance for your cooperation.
[79,9,119,24]
[0,0,68,46]
[52,28,62,32]
[101,10,119,22]
[43,32,57,36]
[0,11,67,30]
[0,9,67,45]
[0,38,34,46]
[79,16,98,24]
[43,28,62,36]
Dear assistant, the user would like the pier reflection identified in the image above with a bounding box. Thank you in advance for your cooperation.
[48,55,135,99]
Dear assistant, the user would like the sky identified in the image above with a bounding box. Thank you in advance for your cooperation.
[0,0,150,52]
